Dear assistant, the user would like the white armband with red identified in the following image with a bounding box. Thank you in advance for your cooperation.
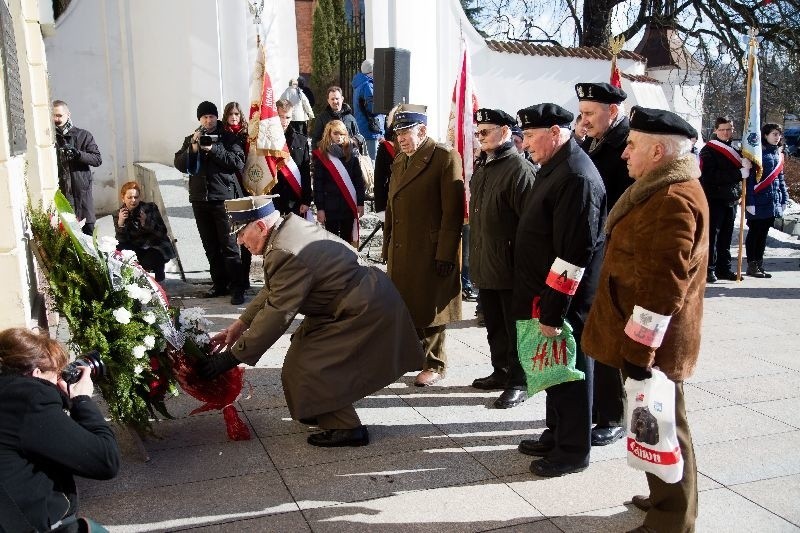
[624,305,672,348]
[545,258,585,296]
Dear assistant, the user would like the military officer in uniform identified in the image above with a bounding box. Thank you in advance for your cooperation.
[382,105,465,387]
[200,196,424,448]
[468,108,536,409]
[513,104,607,477]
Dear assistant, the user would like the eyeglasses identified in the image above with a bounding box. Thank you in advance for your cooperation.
[474,126,501,138]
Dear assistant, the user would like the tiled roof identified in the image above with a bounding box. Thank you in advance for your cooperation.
[485,40,645,63]
[621,72,660,84]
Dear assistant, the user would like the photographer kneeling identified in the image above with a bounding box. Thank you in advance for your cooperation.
[114,181,176,282]
[0,328,120,533]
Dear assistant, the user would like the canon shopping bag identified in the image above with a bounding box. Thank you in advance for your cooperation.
[625,368,684,483]
[516,318,584,395]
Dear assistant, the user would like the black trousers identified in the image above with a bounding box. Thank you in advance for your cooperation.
[707,201,737,274]
[542,340,594,464]
[745,217,774,263]
[325,217,356,245]
[592,361,625,427]
[479,288,525,389]
[135,248,167,282]
[192,201,244,291]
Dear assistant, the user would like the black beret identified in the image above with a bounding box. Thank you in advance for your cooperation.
[628,106,696,138]
[197,100,219,119]
[474,108,516,126]
[517,104,574,130]
[575,82,627,104]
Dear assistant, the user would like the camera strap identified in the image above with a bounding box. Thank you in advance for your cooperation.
[0,484,37,532]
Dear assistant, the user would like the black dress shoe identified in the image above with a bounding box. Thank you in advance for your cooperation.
[462,288,478,302]
[629,494,652,512]
[307,426,369,447]
[591,426,625,446]
[493,388,528,409]
[205,286,229,298]
[230,291,245,305]
[472,372,507,390]
[716,270,741,281]
[530,457,589,477]
[298,417,318,425]
[706,271,718,283]
[518,438,554,457]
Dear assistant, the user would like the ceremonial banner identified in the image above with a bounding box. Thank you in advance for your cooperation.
[446,36,479,214]
[609,36,625,89]
[243,40,288,195]
[742,34,763,182]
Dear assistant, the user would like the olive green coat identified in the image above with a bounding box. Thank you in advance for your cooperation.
[382,137,465,327]
[232,214,424,419]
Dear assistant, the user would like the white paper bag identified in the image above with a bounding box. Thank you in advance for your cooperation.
[624,368,684,483]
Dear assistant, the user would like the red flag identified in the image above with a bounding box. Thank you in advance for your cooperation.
[610,54,622,88]
[446,37,479,218]
[243,40,288,195]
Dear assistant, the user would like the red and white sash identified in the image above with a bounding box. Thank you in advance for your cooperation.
[381,139,396,160]
[754,153,784,194]
[313,149,359,243]
[279,147,314,221]
[705,140,743,168]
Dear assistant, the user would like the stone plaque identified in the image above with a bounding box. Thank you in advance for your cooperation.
[1,1,26,156]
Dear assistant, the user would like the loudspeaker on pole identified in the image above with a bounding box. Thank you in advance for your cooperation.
[373,48,411,114]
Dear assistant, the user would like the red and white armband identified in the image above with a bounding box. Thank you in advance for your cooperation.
[545,257,585,296]
[624,305,671,348]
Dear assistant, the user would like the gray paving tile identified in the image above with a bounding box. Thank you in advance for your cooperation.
[139,409,250,451]
[81,472,297,532]
[244,406,317,438]
[745,334,800,371]
[683,383,735,412]
[689,345,787,383]
[477,521,562,533]
[302,481,545,532]
[77,439,272,498]
[746,397,800,429]
[731,474,800,527]
[551,504,647,533]
[503,458,650,517]
[693,372,800,404]
[696,487,799,532]
[281,450,496,510]
[695,431,800,486]
[687,404,795,445]
[177,511,312,532]
[262,421,457,470]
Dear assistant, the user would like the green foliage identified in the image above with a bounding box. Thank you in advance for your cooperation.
[311,0,347,115]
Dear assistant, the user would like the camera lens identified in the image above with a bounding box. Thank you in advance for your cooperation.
[60,350,106,385]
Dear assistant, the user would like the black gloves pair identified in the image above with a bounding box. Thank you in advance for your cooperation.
[62,147,80,161]
[198,351,240,379]
[434,260,455,277]
[624,360,652,381]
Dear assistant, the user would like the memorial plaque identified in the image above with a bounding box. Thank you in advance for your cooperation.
[1,1,27,156]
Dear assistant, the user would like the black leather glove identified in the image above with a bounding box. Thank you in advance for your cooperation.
[624,360,652,381]
[64,147,80,161]
[434,260,455,277]
[198,352,240,379]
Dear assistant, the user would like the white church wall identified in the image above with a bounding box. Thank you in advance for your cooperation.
[44,0,298,216]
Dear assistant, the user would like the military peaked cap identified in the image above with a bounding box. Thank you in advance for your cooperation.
[225,195,279,234]
[517,104,574,130]
[629,106,697,138]
[392,104,428,131]
[575,82,627,104]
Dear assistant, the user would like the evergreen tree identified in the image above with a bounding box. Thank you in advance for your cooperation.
[460,0,486,38]
[311,0,336,113]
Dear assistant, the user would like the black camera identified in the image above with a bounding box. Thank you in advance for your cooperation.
[199,134,218,147]
[61,350,106,385]
[59,146,80,161]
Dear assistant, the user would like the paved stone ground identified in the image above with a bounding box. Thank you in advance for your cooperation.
[81,201,800,532]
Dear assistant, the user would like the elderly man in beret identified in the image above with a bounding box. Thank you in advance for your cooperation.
[382,105,465,387]
[513,103,607,477]
[200,196,424,448]
[583,107,708,533]
[468,108,536,409]
[576,81,634,448]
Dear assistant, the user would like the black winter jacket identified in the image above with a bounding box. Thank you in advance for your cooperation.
[512,139,607,333]
[469,142,536,289]
[582,116,633,208]
[55,125,102,224]
[0,375,119,532]
[311,104,361,148]
[699,138,743,205]
[272,128,312,215]
[174,124,245,202]
[373,139,397,212]
[313,145,365,221]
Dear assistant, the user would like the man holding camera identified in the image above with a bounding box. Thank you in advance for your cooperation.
[174,101,247,305]
[53,100,103,236]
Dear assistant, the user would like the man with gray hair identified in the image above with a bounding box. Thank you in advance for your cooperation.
[583,107,708,533]
[513,103,606,477]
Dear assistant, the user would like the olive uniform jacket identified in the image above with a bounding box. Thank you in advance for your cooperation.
[382,137,465,328]
[231,214,423,420]
[582,156,709,381]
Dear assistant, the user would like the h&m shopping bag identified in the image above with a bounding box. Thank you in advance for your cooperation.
[625,368,684,483]
[516,317,584,396]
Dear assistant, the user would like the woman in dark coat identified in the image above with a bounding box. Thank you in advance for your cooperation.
[223,101,252,289]
[0,328,119,533]
[745,123,790,278]
[114,181,175,282]
[313,120,365,246]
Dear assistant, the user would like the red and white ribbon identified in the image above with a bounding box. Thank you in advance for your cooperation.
[753,153,783,193]
[705,140,743,168]
[545,257,585,296]
[624,305,671,348]
[313,149,359,243]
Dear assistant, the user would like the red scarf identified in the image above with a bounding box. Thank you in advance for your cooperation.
[226,124,243,134]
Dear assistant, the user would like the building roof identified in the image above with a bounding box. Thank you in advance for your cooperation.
[485,40,646,63]
[633,25,703,71]
[622,72,660,84]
